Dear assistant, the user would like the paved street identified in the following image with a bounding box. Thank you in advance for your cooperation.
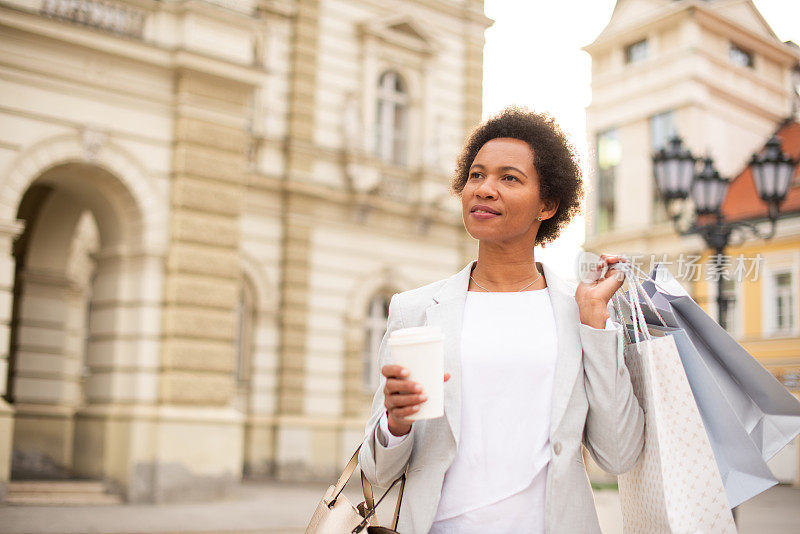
[1,481,798,533]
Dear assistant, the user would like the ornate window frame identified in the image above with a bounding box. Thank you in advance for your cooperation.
[357,15,438,169]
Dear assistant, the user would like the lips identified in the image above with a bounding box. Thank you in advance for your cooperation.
[470,204,501,215]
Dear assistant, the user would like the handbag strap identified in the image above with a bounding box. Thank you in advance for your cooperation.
[361,466,406,531]
[330,445,362,506]
[330,443,407,531]
[355,469,406,533]
[362,471,374,511]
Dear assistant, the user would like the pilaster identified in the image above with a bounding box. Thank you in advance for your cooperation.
[161,70,251,406]
[285,0,320,178]
[0,220,23,501]
[275,0,320,418]
[277,211,311,415]
[462,0,488,136]
[136,68,252,501]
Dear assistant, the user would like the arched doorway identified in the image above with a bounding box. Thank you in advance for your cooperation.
[3,160,159,492]
[7,183,99,479]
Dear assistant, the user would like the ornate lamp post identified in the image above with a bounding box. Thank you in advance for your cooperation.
[652,135,796,329]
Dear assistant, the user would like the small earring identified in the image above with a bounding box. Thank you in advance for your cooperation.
[537,215,543,221]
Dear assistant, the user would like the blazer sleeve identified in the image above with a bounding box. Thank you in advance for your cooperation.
[359,294,416,488]
[579,314,645,475]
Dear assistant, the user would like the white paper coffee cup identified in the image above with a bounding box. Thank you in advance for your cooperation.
[388,325,444,421]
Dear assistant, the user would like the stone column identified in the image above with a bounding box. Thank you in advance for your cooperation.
[273,0,320,478]
[0,220,23,501]
[72,250,164,493]
[152,68,252,501]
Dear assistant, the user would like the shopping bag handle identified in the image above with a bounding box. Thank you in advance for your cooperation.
[610,262,666,345]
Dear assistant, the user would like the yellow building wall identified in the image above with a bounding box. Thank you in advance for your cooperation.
[697,236,800,484]
[698,238,800,373]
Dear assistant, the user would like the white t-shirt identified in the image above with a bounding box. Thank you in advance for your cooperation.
[381,288,560,533]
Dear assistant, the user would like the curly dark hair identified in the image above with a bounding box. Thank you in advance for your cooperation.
[451,106,584,246]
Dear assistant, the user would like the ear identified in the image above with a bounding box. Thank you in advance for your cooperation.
[540,199,559,221]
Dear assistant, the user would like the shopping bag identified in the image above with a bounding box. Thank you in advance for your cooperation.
[613,274,736,533]
[614,279,779,507]
[628,323,778,507]
[623,272,778,507]
[643,264,800,462]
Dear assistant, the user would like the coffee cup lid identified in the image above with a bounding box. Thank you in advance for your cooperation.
[389,326,443,344]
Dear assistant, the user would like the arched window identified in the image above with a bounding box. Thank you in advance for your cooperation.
[363,295,390,391]
[375,71,408,165]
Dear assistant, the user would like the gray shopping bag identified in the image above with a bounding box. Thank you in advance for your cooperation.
[624,322,778,507]
[643,264,800,463]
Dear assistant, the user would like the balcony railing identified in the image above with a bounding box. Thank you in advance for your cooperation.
[40,0,147,39]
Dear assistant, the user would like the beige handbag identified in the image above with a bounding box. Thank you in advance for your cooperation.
[305,445,406,534]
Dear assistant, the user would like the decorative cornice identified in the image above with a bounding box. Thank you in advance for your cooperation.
[0,2,267,86]
[586,0,798,64]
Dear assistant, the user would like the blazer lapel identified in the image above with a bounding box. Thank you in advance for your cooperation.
[541,262,583,436]
[425,261,473,447]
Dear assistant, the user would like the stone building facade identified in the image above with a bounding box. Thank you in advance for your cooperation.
[0,0,489,502]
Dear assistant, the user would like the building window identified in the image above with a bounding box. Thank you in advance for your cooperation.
[363,295,390,392]
[775,272,794,333]
[650,111,676,223]
[625,39,648,64]
[375,71,408,165]
[650,111,676,151]
[764,264,798,337]
[596,129,621,233]
[729,43,754,68]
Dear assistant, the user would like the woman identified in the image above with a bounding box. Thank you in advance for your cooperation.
[359,107,644,533]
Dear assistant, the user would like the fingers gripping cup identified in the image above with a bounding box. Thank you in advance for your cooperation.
[388,326,445,420]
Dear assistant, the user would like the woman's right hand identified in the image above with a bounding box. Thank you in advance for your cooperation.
[382,365,450,437]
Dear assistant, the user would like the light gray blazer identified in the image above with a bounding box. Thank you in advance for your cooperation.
[359,261,645,533]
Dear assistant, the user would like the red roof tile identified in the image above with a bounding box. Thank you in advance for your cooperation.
[721,121,800,221]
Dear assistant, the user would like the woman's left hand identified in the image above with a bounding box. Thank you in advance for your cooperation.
[575,254,627,329]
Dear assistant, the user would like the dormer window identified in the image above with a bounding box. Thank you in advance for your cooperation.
[625,39,648,64]
[729,43,754,68]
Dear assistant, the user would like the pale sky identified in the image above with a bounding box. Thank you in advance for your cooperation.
[481,0,800,280]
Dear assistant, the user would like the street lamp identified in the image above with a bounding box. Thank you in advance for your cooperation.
[750,136,796,221]
[652,134,797,330]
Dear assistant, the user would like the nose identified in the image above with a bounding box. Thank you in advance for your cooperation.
[475,176,498,199]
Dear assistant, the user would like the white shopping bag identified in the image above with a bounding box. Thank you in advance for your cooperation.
[613,272,736,533]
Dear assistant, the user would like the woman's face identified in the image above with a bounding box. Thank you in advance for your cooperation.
[461,137,557,246]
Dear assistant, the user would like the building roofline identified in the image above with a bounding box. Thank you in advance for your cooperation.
[584,0,798,65]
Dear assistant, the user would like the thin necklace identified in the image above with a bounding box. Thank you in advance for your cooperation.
[469,269,542,293]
